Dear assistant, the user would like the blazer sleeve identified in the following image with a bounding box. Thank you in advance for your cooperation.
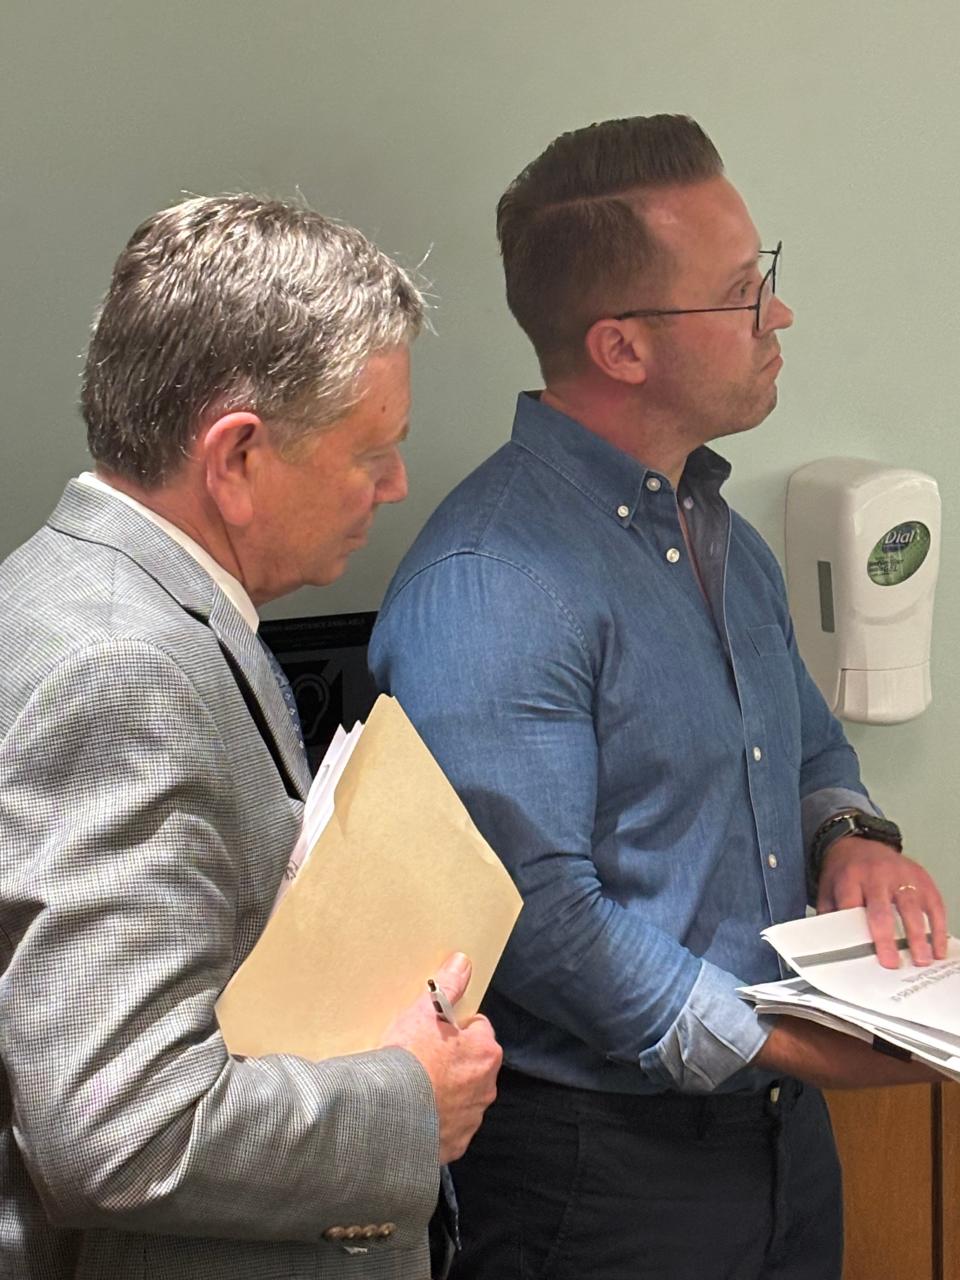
[0,638,440,1245]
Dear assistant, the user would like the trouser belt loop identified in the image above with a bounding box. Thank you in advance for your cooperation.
[766,1077,804,1119]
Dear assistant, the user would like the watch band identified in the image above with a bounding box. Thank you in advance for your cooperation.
[809,809,903,889]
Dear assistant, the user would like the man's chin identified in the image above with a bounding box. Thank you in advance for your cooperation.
[708,393,779,443]
[301,536,369,589]
[741,385,779,432]
[304,556,349,589]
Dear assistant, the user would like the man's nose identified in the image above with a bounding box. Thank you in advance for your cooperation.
[765,294,794,332]
[380,454,409,505]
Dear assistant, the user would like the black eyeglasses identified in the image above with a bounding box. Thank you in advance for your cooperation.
[614,241,782,335]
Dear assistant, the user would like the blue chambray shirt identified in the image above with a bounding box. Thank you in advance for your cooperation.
[370,393,875,1094]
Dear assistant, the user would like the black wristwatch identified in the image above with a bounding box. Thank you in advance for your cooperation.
[809,809,903,886]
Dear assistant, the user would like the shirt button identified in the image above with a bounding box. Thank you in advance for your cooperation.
[646,476,662,492]
[767,852,779,869]
[665,547,681,564]
[683,496,695,510]
[752,746,763,761]
[617,504,630,518]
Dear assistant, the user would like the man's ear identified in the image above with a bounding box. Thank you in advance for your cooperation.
[584,318,650,387]
[198,411,267,527]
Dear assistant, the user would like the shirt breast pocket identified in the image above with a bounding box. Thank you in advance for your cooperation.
[748,624,802,770]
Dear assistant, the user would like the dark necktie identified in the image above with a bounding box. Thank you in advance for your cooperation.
[257,633,306,755]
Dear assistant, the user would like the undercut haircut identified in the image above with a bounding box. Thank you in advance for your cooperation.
[496,114,723,378]
[82,194,424,486]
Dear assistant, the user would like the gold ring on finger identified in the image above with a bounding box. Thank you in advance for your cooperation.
[894,883,918,894]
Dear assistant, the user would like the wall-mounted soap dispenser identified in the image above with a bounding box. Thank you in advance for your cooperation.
[785,459,940,724]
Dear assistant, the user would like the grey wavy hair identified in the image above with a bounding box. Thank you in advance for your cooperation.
[81,194,425,486]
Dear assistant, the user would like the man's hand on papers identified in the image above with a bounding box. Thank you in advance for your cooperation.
[817,836,948,968]
[380,952,502,1164]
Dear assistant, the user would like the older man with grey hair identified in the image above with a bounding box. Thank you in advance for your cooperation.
[0,194,501,1280]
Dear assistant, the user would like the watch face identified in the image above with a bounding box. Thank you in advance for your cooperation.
[856,814,902,844]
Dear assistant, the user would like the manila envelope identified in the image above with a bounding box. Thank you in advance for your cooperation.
[216,694,523,1060]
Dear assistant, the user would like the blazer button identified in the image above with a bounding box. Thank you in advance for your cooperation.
[323,1227,347,1241]
[344,1226,363,1239]
[378,1223,396,1237]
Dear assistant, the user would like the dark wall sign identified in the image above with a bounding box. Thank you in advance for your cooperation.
[259,612,378,772]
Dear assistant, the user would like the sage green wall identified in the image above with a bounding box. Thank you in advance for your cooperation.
[2,1,958,918]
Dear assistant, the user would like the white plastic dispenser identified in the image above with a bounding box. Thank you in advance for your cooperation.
[784,458,940,724]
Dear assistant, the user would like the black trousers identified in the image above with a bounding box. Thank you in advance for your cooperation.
[450,1068,843,1280]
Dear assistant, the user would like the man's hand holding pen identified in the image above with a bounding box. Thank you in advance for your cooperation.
[380,951,502,1163]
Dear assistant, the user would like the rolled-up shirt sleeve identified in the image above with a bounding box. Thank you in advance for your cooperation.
[637,962,776,1091]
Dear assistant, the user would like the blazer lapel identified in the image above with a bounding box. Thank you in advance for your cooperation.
[48,481,311,802]
[207,594,312,799]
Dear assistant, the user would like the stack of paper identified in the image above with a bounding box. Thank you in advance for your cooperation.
[739,907,960,1082]
[273,719,365,910]
[216,694,523,1061]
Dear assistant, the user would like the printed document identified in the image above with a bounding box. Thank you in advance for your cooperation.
[740,907,960,1081]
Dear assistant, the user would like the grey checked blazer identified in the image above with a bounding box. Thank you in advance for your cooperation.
[0,482,440,1279]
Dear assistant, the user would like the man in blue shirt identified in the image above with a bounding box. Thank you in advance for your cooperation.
[369,116,948,1279]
